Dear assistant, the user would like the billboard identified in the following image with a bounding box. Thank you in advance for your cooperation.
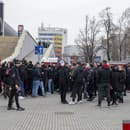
[54,35,62,58]
[0,2,4,36]
[35,45,44,55]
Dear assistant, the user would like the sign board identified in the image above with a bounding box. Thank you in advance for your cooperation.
[54,35,62,58]
[94,56,101,62]
[42,58,58,63]
[35,46,43,55]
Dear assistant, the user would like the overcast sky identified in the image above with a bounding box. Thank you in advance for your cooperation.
[3,0,130,44]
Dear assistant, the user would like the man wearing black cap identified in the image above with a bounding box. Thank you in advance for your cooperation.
[7,60,25,111]
[97,60,112,107]
[58,60,69,104]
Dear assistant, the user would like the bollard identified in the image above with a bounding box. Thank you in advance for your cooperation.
[123,120,130,130]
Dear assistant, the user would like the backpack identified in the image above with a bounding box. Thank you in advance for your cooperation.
[101,68,111,83]
[5,68,11,76]
[48,68,53,79]
[87,69,94,82]
[75,68,84,83]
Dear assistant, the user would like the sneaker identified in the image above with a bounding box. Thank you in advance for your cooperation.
[69,101,76,105]
[17,107,25,111]
[62,101,68,104]
[83,95,88,99]
[108,103,110,107]
[77,100,83,104]
[87,98,93,101]
[111,102,115,105]
[19,96,24,100]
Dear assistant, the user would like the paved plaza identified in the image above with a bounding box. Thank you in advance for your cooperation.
[0,93,130,130]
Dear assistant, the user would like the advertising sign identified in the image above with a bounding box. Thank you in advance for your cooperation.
[35,46,43,55]
[54,35,62,58]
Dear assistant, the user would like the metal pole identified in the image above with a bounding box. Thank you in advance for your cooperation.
[2,2,4,37]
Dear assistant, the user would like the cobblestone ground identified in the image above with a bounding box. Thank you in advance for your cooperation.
[0,92,130,130]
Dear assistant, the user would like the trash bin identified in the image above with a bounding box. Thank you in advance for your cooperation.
[123,120,130,130]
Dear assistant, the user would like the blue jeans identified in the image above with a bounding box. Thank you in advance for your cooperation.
[19,80,25,97]
[48,79,54,94]
[32,80,45,97]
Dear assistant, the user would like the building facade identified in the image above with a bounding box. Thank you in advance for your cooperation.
[37,24,67,58]
[0,1,4,36]
[63,45,84,64]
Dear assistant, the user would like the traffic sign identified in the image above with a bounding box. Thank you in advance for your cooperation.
[94,56,101,62]
[35,46,43,55]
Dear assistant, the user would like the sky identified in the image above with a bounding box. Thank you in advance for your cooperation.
[3,0,130,45]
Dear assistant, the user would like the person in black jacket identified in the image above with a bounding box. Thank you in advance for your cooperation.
[7,61,25,111]
[111,65,126,105]
[87,64,95,101]
[97,60,112,107]
[32,62,45,97]
[3,62,13,98]
[58,61,69,104]
[117,65,125,103]
[126,64,130,91]
[69,62,84,105]
[0,63,4,93]
[26,61,33,95]
[47,65,54,94]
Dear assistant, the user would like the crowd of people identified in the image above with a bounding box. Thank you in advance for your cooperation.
[0,59,130,111]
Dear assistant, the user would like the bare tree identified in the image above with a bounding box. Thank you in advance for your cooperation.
[75,16,99,63]
[115,8,130,60]
[75,29,89,62]
[89,17,100,62]
[99,7,114,61]
[110,33,119,61]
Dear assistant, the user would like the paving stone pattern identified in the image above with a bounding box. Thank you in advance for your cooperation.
[0,93,130,130]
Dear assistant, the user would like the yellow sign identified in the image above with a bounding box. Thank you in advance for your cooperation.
[54,35,62,57]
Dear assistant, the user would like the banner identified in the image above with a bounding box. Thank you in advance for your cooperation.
[54,35,62,58]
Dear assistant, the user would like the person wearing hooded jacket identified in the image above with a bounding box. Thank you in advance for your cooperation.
[58,61,69,104]
[69,62,84,105]
[7,61,25,111]
[97,60,112,107]
[87,64,95,101]
[111,65,125,105]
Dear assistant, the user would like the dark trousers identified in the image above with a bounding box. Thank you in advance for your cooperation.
[111,89,117,104]
[87,83,94,99]
[98,83,111,105]
[59,81,67,103]
[8,88,20,108]
[72,82,83,102]
[117,90,123,103]
[94,82,97,96]
[26,78,33,94]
